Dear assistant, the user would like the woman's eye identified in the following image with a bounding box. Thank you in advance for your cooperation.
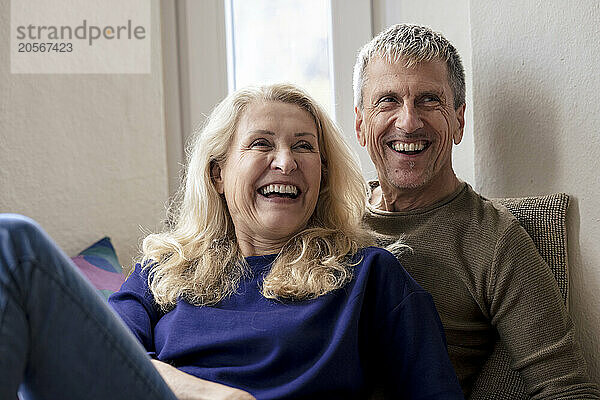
[294,141,315,151]
[249,139,271,149]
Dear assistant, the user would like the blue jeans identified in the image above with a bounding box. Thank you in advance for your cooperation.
[0,214,177,400]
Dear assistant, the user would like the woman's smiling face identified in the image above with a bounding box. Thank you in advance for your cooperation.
[213,101,322,255]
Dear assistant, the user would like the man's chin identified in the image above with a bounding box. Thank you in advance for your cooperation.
[383,170,430,191]
[391,180,427,190]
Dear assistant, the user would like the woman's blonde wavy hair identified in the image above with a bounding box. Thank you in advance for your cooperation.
[142,83,374,310]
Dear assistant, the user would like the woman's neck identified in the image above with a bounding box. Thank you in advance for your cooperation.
[235,234,288,257]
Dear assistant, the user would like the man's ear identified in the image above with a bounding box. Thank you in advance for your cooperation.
[210,162,224,194]
[355,106,366,147]
[453,104,466,145]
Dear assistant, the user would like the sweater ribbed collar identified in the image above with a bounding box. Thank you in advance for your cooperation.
[366,180,468,216]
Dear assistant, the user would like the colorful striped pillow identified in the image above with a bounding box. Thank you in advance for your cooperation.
[71,237,125,300]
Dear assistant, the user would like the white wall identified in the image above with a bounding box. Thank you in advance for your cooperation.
[470,0,600,382]
[0,0,169,266]
[371,0,475,185]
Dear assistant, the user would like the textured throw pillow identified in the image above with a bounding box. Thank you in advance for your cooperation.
[71,237,126,300]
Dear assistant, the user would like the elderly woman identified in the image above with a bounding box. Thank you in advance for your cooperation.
[0,84,462,400]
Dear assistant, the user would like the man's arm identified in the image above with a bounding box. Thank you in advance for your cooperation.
[489,222,599,399]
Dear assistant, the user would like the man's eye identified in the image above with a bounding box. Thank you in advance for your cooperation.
[379,96,397,103]
[420,95,441,104]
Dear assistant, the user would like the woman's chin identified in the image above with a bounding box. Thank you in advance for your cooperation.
[259,217,308,241]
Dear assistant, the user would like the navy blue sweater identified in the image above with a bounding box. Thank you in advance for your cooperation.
[109,247,463,399]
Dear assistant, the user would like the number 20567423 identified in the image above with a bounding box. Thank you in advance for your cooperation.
[17,42,73,52]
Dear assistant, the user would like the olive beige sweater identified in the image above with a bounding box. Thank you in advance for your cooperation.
[364,182,599,399]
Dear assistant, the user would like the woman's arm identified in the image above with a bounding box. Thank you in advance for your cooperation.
[151,360,256,400]
[109,268,255,399]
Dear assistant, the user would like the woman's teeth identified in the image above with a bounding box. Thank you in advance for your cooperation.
[259,184,299,198]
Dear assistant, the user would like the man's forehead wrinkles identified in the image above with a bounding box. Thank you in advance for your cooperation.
[370,85,444,99]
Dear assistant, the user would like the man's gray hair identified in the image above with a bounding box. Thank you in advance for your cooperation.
[353,24,465,110]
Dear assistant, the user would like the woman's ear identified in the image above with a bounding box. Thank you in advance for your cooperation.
[210,161,224,194]
[320,160,327,190]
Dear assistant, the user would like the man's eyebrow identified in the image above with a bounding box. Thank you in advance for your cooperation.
[371,89,398,98]
[371,87,445,98]
[419,89,445,97]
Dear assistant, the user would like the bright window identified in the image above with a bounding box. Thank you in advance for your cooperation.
[164,0,372,193]
[225,0,333,113]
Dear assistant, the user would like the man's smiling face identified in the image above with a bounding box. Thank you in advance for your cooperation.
[355,57,465,195]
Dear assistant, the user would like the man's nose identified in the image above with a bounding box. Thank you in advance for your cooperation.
[394,104,424,133]
[271,149,297,174]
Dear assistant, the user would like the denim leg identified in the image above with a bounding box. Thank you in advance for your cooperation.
[0,214,177,400]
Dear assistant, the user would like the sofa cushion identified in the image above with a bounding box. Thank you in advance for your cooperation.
[71,237,125,300]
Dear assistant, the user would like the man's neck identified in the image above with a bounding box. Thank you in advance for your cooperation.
[371,174,462,212]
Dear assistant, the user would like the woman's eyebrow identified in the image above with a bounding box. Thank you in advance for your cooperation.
[295,132,316,138]
[248,130,315,138]
[248,129,275,136]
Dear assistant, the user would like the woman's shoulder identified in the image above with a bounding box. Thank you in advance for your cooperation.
[356,246,408,272]
[356,246,400,265]
[129,261,151,281]
[354,246,427,297]
[111,261,153,298]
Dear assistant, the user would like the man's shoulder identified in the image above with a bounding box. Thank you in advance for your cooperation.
[463,185,521,230]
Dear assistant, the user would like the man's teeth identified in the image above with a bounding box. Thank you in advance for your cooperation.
[392,142,426,152]
[259,184,299,196]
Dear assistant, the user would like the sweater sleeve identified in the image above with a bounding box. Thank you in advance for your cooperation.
[108,263,162,357]
[489,222,600,399]
[384,292,465,400]
[365,249,464,400]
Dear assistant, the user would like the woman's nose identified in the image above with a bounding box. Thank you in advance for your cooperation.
[271,149,297,174]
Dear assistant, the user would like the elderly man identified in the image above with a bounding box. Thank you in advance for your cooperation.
[354,24,599,398]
